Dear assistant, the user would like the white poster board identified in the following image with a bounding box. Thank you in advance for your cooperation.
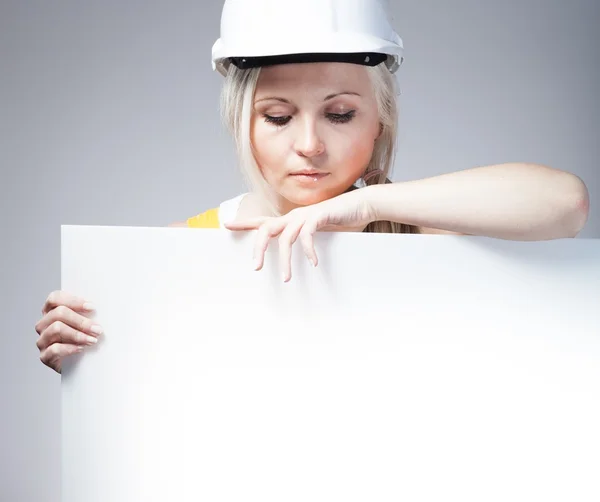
[61,226,600,501]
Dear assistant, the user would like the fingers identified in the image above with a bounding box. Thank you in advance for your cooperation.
[299,218,319,267]
[253,220,285,271]
[259,217,319,282]
[278,221,305,282]
[224,217,284,271]
[37,291,102,374]
[42,290,94,315]
[36,304,101,339]
[37,320,99,352]
[226,214,321,281]
[40,343,84,374]
[224,218,269,231]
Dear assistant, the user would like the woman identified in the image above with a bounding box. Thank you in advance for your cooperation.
[35,0,590,373]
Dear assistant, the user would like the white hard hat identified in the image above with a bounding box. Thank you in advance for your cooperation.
[211,0,404,77]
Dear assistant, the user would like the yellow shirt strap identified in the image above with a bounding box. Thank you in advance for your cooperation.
[186,208,220,228]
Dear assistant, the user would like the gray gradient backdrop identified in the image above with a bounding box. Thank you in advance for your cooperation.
[1,1,598,500]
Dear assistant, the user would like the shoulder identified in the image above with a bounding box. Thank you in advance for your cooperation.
[185,207,221,229]
[167,209,219,228]
[236,192,271,219]
[170,193,249,229]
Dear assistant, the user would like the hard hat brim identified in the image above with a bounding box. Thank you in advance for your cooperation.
[228,52,388,71]
[211,32,404,76]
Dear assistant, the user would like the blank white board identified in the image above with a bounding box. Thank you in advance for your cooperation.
[61,226,600,501]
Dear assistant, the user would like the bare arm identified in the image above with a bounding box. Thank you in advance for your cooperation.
[364,162,589,240]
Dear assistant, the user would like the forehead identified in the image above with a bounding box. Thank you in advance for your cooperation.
[255,62,372,95]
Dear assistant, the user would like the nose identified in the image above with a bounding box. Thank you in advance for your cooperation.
[294,117,325,158]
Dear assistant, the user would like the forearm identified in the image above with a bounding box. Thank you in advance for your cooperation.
[364,163,590,240]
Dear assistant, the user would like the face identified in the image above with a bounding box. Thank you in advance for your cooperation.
[251,62,381,211]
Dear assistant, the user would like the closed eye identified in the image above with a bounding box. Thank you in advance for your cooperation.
[326,111,356,124]
[263,110,356,127]
[264,115,291,126]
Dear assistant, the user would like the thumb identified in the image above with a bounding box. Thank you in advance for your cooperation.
[224,217,270,230]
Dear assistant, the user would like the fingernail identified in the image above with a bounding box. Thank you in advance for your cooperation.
[90,325,103,336]
[254,258,261,270]
[83,302,95,311]
[86,336,98,344]
[308,257,316,267]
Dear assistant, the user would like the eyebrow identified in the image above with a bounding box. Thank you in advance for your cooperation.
[254,91,361,104]
[325,91,361,100]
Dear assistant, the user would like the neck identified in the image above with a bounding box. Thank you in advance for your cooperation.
[273,197,303,216]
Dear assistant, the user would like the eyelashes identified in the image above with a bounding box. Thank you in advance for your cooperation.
[263,110,356,127]
[263,115,292,127]
[328,111,356,124]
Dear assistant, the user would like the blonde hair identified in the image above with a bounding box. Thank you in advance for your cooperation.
[219,62,419,234]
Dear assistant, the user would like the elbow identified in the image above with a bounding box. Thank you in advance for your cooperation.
[562,173,590,238]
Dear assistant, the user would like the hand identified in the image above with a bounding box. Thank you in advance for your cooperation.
[35,291,103,373]
[224,190,375,282]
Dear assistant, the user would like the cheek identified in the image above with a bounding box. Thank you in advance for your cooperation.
[331,127,377,177]
[251,120,285,169]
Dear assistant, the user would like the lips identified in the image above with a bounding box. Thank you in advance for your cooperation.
[290,170,327,176]
[289,171,329,182]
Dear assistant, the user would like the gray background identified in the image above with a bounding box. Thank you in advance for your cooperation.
[1,0,598,500]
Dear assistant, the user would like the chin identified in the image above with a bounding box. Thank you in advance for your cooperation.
[280,183,351,207]
[286,192,329,207]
